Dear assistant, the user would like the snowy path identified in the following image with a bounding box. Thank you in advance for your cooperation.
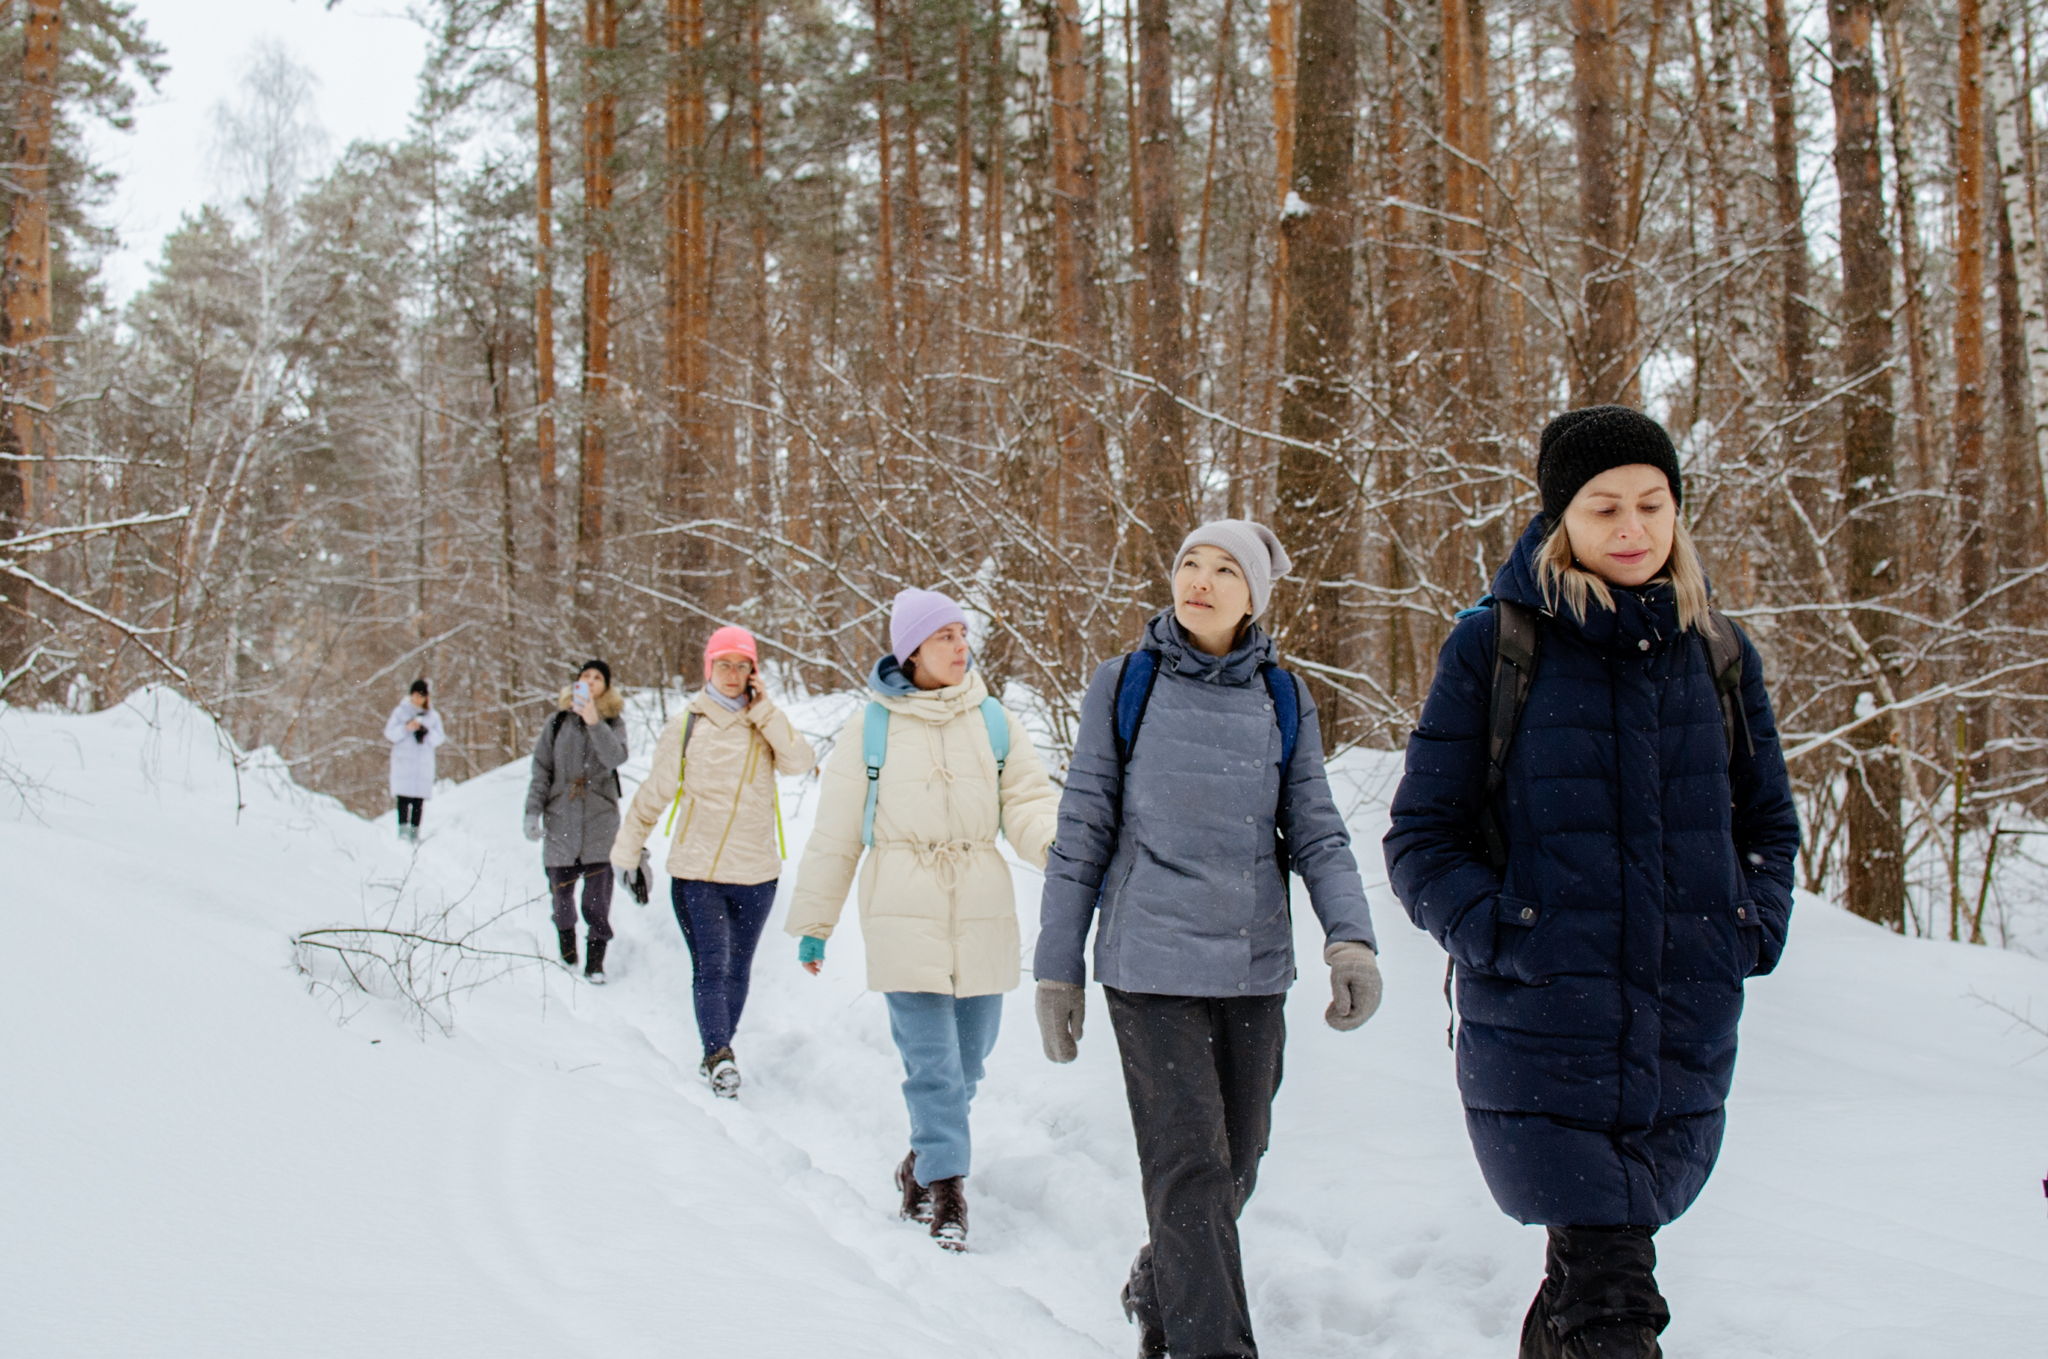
[5,689,2048,1357]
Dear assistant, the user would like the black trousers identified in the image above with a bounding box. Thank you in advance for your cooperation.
[1106,987,1286,1359]
[1519,1225,1670,1357]
[547,863,615,942]
[394,796,423,828]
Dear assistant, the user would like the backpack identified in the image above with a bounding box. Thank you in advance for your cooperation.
[1107,647,1304,871]
[860,697,1013,847]
[660,710,788,858]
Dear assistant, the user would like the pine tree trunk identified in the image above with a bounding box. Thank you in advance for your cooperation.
[1954,0,1993,781]
[1274,0,1359,742]
[1132,0,1191,577]
[1047,0,1110,546]
[1570,0,1636,404]
[1827,0,1907,930]
[1765,0,1813,404]
[2,0,62,533]
[576,0,619,586]
[534,0,561,572]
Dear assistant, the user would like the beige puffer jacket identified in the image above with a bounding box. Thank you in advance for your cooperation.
[612,690,817,886]
[785,667,1059,997]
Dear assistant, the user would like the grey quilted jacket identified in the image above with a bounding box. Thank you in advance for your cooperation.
[524,688,631,869]
[1034,611,1376,996]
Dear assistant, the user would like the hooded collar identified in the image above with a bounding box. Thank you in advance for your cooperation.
[556,685,626,720]
[1140,607,1275,686]
[1491,513,1684,654]
[866,653,991,721]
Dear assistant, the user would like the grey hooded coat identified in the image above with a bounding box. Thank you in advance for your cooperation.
[524,687,630,869]
[1035,611,1376,996]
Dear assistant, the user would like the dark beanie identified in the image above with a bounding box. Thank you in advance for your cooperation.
[409,678,430,697]
[578,657,612,688]
[1537,405,1682,522]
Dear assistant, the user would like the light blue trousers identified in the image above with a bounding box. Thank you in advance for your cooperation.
[884,991,1004,1185]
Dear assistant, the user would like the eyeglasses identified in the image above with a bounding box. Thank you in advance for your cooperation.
[710,659,753,676]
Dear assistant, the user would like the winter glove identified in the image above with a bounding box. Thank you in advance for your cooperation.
[622,855,651,906]
[523,811,544,843]
[1323,940,1382,1032]
[798,935,826,971]
[1035,980,1085,1063]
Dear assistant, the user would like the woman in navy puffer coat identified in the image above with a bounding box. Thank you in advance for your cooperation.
[1384,407,1799,1359]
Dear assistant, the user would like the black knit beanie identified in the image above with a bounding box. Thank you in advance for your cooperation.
[1537,405,1682,522]
[578,657,612,688]
[409,678,430,698]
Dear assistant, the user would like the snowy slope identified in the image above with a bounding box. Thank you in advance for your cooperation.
[3,688,2045,1358]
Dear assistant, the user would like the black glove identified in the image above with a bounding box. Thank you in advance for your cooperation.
[623,857,651,906]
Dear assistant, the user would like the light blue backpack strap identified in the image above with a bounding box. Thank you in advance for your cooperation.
[978,697,1010,772]
[979,696,1010,835]
[860,701,891,848]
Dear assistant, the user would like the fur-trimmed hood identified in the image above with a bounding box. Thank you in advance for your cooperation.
[555,685,626,720]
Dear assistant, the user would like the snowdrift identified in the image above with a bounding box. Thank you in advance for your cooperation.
[3,688,2044,1358]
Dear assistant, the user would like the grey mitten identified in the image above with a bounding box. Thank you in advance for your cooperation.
[1323,940,1383,1031]
[1036,980,1086,1063]
[523,811,544,842]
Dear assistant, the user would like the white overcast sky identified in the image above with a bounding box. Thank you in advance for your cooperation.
[91,0,431,306]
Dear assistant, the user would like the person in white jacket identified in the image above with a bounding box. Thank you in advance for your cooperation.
[786,588,1059,1252]
[383,679,445,843]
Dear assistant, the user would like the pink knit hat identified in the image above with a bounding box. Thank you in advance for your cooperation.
[703,626,759,680]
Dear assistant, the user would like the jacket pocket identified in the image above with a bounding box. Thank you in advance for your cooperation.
[1492,894,1552,986]
[1732,897,1763,979]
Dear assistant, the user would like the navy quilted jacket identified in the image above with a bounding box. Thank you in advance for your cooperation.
[1383,515,1799,1227]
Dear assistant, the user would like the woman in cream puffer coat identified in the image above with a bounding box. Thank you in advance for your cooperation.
[613,626,815,1094]
[786,587,1058,1250]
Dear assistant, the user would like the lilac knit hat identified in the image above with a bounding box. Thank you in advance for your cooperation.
[890,588,969,665]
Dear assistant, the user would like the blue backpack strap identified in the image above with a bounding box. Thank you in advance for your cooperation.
[1261,663,1301,772]
[1112,648,1161,767]
[860,701,890,848]
[978,697,1010,772]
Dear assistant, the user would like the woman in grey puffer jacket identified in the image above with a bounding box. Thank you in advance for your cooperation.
[524,658,630,981]
[1034,520,1384,1359]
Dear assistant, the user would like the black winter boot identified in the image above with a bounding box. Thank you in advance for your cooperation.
[557,927,578,967]
[1119,1261,1169,1359]
[927,1176,968,1252]
[895,1151,932,1223]
[583,936,608,984]
[1562,1323,1662,1359]
[1520,1281,1564,1359]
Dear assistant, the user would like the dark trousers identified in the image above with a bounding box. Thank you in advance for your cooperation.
[1519,1225,1670,1357]
[394,796,423,828]
[1106,987,1286,1359]
[672,878,778,1055]
[547,863,614,942]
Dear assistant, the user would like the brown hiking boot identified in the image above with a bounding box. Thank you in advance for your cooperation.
[927,1175,968,1252]
[894,1151,931,1223]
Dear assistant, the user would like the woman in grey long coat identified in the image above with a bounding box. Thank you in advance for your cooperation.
[524,658,629,981]
[1033,520,1384,1359]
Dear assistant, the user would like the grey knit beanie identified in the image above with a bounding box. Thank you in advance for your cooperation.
[1173,519,1294,618]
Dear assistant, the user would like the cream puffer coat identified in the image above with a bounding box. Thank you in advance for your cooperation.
[612,690,817,886]
[785,660,1059,997]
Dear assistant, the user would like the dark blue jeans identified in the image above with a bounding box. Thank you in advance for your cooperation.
[672,878,778,1056]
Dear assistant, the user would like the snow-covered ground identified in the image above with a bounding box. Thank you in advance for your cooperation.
[4,687,2046,1358]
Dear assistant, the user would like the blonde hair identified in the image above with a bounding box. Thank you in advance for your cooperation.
[1537,516,1717,638]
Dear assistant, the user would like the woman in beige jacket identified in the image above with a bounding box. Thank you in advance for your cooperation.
[786,587,1059,1251]
[614,626,815,1096]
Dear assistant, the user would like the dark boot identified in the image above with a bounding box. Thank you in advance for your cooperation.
[927,1175,967,1252]
[1520,1280,1565,1359]
[557,927,578,967]
[1563,1324,1662,1359]
[583,936,608,984]
[698,1046,739,1098]
[895,1151,932,1223]
[1119,1254,1169,1359]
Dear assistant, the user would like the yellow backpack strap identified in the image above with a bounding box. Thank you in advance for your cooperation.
[774,783,787,860]
[659,712,698,836]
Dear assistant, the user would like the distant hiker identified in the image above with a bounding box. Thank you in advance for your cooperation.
[1034,520,1382,1359]
[612,626,816,1098]
[1384,406,1801,1359]
[382,679,444,843]
[786,588,1059,1251]
[525,658,630,984]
